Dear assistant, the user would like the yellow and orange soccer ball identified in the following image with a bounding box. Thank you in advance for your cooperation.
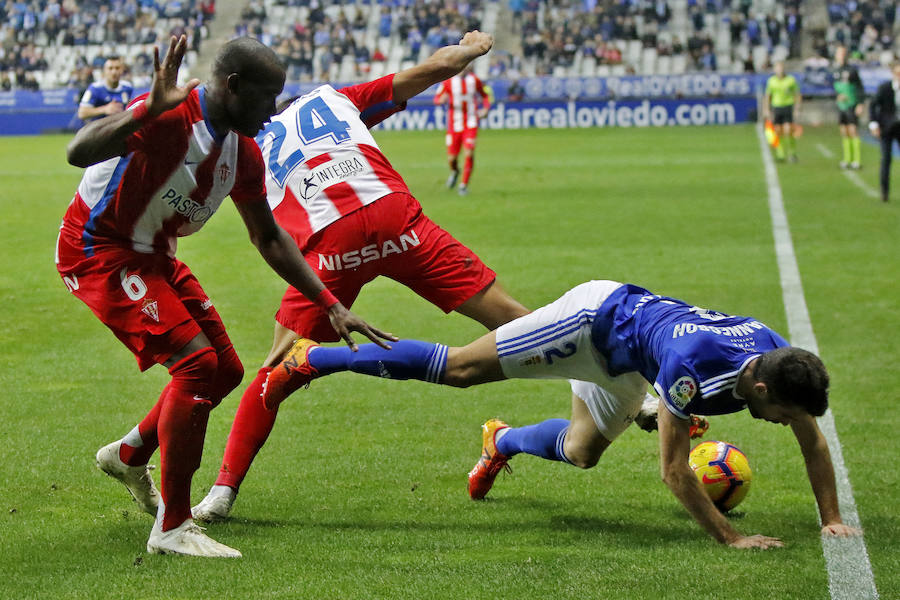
[689,441,753,512]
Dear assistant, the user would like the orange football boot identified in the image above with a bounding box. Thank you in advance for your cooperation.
[467,419,511,500]
[689,415,710,439]
[262,338,321,411]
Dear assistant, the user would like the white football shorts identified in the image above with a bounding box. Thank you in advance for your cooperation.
[495,280,647,440]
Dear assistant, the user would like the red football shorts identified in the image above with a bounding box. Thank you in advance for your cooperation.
[56,242,230,371]
[276,192,496,342]
[445,128,478,156]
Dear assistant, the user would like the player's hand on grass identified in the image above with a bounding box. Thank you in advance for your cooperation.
[459,30,493,57]
[822,523,862,537]
[327,303,398,351]
[728,534,784,550]
[146,35,201,118]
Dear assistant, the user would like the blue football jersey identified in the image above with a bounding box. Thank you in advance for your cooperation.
[79,81,134,119]
[591,284,789,419]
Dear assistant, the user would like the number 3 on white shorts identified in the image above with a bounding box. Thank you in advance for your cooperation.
[119,267,148,301]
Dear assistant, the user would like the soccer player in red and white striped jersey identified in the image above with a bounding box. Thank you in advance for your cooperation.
[56,36,392,558]
[192,31,530,523]
[434,66,491,195]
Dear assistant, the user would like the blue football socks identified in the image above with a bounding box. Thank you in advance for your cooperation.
[307,340,448,383]
[496,418,573,464]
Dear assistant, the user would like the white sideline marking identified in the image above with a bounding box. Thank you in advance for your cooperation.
[815,143,880,199]
[759,127,879,600]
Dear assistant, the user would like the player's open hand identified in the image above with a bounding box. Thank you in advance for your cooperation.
[146,35,201,118]
[822,523,862,537]
[327,304,398,351]
[728,534,784,550]
[105,101,125,115]
[459,30,493,57]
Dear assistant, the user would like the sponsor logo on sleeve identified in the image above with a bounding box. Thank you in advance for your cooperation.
[668,376,697,409]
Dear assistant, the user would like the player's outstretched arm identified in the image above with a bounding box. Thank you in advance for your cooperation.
[235,201,397,351]
[658,404,783,549]
[392,30,493,104]
[790,414,862,538]
[67,35,200,168]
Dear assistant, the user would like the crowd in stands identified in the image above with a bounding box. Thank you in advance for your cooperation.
[0,0,213,91]
[4,0,900,96]
[497,0,806,78]
[235,0,487,83]
[824,1,898,64]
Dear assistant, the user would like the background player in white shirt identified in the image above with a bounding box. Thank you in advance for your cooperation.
[434,66,491,195]
[58,36,392,558]
[193,31,530,523]
[262,280,862,549]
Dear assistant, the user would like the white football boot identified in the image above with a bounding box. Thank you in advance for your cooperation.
[192,485,236,523]
[146,518,242,557]
[95,440,159,516]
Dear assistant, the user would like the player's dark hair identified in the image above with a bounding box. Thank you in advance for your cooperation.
[105,55,123,63]
[755,347,829,416]
[276,95,300,114]
[212,37,284,83]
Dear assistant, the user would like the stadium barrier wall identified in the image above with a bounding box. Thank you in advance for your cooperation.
[375,98,758,131]
[3,67,889,136]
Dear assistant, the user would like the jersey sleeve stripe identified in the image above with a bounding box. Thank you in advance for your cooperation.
[699,376,738,396]
[82,155,132,257]
[360,100,402,128]
[699,368,742,387]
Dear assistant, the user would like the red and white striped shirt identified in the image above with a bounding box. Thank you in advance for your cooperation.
[435,72,490,133]
[260,75,409,249]
[57,87,266,262]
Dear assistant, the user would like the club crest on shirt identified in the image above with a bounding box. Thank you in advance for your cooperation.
[141,299,159,322]
[668,376,696,409]
[217,163,231,184]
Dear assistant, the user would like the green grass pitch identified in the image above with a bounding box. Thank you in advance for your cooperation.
[0,125,897,599]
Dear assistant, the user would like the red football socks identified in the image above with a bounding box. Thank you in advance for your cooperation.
[158,347,217,531]
[462,155,474,184]
[215,367,275,491]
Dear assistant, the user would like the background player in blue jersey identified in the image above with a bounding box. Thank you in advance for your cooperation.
[77,55,134,123]
[262,280,862,549]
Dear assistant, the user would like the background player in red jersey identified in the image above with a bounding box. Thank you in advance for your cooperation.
[192,31,530,523]
[434,65,491,195]
[58,35,392,558]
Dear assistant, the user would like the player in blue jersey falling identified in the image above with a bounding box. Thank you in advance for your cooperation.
[262,280,862,549]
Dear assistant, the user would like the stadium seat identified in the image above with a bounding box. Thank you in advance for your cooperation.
[641,47,657,74]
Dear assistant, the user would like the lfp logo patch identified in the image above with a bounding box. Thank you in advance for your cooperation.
[668,376,697,409]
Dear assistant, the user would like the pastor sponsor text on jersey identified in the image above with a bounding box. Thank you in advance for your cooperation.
[161,188,215,223]
[317,230,421,270]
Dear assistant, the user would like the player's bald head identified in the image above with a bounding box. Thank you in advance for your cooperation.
[212,37,285,85]
[206,37,286,137]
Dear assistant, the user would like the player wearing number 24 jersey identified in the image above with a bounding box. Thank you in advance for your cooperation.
[55,36,392,558]
[192,31,530,523]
